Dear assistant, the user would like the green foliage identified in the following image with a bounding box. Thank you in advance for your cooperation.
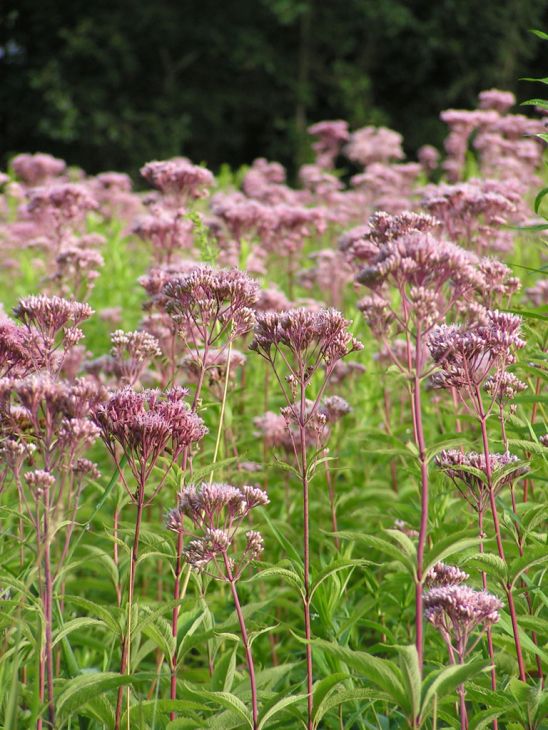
[0,47,547,726]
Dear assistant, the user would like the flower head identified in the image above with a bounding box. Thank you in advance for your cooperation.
[478,89,515,114]
[26,183,97,228]
[12,153,66,185]
[177,482,268,529]
[110,329,162,385]
[92,387,206,484]
[484,372,527,403]
[356,231,481,293]
[183,528,232,571]
[425,585,502,656]
[170,482,268,580]
[428,311,525,390]
[132,210,194,264]
[251,307,362,370]
[141,159,214,201]
[345,126,404,166]
[308,119,349,167]
[163,265,259,342]
[25,469,56,494]
[13,295,93,347]
[435,448,527,510]
[425,562,469,588]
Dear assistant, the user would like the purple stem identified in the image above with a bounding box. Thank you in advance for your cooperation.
[115,493,145,730]
[170,349,207,715]
[43,487,55,729]
[324,459,340,549]
[478,508,499,730]
[410,329,428,671]
[476,388,526,682]
[299,379,314,730]
[223,553,259,729]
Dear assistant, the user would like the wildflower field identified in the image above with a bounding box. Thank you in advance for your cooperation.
[0,86,546,730]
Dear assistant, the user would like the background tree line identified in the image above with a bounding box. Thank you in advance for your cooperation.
[1,0,547,179]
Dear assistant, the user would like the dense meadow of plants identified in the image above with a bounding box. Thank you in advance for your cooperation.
[0,84,546,730]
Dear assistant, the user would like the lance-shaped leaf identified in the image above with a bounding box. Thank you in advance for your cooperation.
[332,531,416,577]
[422,530,478,579]
[420,657,490,722]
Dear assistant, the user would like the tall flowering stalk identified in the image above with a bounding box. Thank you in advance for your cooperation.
[250,307,362,729]
[435,448,527,705]
[0,372,102,728]
[355,212,486,668]
[138,264,194,387]
[162,265,258,707]
[428,311,528,680]
[166,482,268,729]
[425,579,502,730]
[485,371,543,681]
[162,265,259,402]
[92,386,207,729]
[254,395,351,542]
[0,295,98,728]
[12,295,94,375]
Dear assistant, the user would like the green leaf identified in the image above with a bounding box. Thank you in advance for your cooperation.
[68,456,127,558]
[520,76,548,84]
[309,559,369,600]
[307,454,338,480]
[383,529,417,560]
[514,222,548,232]
[530,28,548,40]
[461,553,508,585]
[212,646,237,693]
[141,612,176,659]
[121,698,205,726]
[52,617,106,648]
[507,438,547,456]
[498,613,548,664]
[510,547,548,588]
[4,629,21,730]
[258,693,307,730]
[63,596,121,636]
[83,545,119,588]
[396,645,421,719]
[309,637,407,708]
[423,531,479,578]
[312,688,386,725]
[425,436,472,463]
[469,709,506,730]
[182,684,252,728]
[179,457,238,486]
[333,531,416,577]
[311,673,349,726]
[247,566,305,599]
[492,459,530,488]
[534,186,548,214]
[248,624,279,648]
[420,657,490,721]
[521,98,548,108]
[57,672,137,719]
[78,693,114,728]
[132,598,181,640]
[253,663,300,691]
[262,512,303,567]
[465,682,509,710]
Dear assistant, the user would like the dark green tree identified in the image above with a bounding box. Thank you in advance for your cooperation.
[1,0,546,177]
